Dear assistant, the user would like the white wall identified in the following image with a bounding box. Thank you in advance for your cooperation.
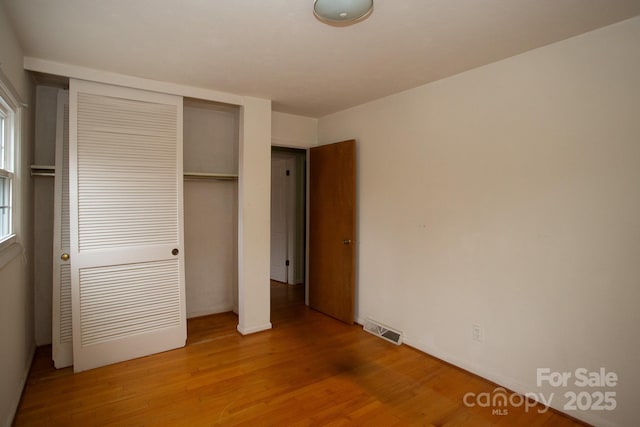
[318,17,640,427]
[272,111,317,149]
[237,96,272,334]
[184,103,238,175]
[0,3,35,426]
[184,181,238,317]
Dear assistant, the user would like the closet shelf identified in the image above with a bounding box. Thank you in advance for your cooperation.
[31,165,55,177]
[184,172,238,181]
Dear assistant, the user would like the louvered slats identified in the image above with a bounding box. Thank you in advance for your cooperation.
[79,260,181,346]
[60,101,72,344]
[62,102,70,249]
[77,93,178,251]
[60,264,72,343]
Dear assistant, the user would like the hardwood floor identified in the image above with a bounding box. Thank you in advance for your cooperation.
[14,282,586,426]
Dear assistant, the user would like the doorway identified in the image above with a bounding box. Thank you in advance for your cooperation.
[270,147,306,289]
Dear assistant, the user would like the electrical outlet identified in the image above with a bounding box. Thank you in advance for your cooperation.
[472,324,483,342]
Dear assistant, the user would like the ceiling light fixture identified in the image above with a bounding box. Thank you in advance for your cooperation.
[313,0,374,25]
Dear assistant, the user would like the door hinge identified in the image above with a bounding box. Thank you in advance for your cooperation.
[285,259,290,266]
[286,169,290,176]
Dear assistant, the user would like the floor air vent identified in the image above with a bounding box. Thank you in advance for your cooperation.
[363,318,403,345]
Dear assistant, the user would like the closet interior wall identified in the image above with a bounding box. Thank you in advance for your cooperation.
[183,99,239,318]
[33,84,59,346]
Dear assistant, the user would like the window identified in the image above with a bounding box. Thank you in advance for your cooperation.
[0,83,16,247]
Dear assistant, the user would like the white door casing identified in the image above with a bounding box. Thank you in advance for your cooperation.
[52,89,72,368]
[270,157,287,282]
[69,79,186,372]
[284,156,298,285]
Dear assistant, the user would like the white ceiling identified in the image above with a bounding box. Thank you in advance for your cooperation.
[4,0,640,117]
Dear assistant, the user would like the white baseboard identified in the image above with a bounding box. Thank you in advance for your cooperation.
[187,305,234,319]
[401,337,611,427]
[236,322,272,335]
[354,314,607,427]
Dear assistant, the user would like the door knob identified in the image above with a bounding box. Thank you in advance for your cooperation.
[343,239,352,245]
[172,248,179,256]
[61,253,70,261]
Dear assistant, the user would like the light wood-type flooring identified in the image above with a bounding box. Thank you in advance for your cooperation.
[14,282,587,426]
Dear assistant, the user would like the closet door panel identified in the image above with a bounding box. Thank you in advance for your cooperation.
[70,80,185,372]
[52,90,72,368]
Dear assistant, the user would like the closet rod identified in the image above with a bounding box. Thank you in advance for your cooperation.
[183,172,238,181]
[30,164,56,177]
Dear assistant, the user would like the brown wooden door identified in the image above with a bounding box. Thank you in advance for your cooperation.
[309,140,356,324]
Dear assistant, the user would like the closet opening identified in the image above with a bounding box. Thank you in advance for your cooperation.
[270,146,307,315]
[183,98,239,328]
[32,78,243,368]
[30,76,71,367]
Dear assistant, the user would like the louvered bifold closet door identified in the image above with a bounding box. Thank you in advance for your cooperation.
[52,89,72,368]
[69,80,186,372]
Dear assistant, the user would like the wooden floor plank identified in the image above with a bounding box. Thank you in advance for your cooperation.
[14,282,588,426]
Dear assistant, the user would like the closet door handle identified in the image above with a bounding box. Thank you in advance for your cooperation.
[172,248,179,256]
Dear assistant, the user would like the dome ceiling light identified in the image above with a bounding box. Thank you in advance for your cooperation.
[313,0,374,25]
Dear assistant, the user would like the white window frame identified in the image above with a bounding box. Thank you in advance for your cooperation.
[0,72,22,261]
